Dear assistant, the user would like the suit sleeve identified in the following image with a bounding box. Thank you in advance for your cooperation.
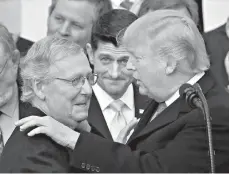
[69,104,229,173]
[0,129,70,172]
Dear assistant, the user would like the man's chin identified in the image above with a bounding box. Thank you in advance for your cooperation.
[72,111,88,122]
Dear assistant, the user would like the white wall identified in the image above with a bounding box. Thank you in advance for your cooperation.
[0,0,21,34]
[1,0,229,41]
[203,0,229,32]
[20,0,51,41]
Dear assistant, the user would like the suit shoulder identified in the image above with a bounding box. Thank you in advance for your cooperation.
[0,128,69,172]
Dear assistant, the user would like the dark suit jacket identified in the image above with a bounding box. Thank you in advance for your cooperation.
[69,71,229,172]
[88,84,151,140]
[203,24,229,87]
[0,102,75,173]
[16,37,34,57]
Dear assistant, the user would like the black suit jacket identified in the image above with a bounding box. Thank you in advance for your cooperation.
[203,24,229,87]
[0,102,76,173]
[16,37,34,57]
[69,71,229,172]
[88,84,151,140]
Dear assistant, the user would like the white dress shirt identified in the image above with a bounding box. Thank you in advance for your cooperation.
[0,84,19,144]
[93,84,135,140]
[150,72,205,122]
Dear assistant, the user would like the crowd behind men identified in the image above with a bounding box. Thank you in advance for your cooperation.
[0,0,229,172]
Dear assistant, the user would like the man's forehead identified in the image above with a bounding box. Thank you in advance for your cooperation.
[96,41,130,56]
[54,0,96,23]
[50,53,91,77]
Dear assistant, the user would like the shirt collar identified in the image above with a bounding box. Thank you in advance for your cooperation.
[165,72,205,107]
[0,84,19,117]
[92,83,134,111]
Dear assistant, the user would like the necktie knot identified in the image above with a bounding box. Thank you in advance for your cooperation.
[109,99,125,112]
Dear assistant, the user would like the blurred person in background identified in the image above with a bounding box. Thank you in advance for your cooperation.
[0,23,20,148]
[17,0,112,56]
[137,0,202,30]
[204,17,229,87]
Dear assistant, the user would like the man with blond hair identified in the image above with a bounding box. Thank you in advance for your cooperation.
[15,10,229,172]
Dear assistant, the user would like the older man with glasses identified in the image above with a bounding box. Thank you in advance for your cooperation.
[0,35,96,172]
[0,24,20,152]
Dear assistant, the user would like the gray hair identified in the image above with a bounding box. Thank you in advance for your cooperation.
[20,36,83,102]
[0,23,16,55]
[124,10,209,74]
[138,0,199,26]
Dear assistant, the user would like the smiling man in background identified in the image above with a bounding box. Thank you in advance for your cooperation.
[17,0,113,56]
[86,9,151,143]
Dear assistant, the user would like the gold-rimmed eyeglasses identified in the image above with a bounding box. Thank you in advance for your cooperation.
[54,73,98,88]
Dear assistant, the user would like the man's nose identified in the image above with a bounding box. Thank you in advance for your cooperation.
[80,79,92,96]
[108,62,120,79]
[58,21,70,36]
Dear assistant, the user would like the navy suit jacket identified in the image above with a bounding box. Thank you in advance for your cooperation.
[88,84,152,140]
[69,71,229,173]
[203,24,229,87]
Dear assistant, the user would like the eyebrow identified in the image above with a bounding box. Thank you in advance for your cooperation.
[99,54,113,59]
[118,56,129,60]
[99,54,129,59]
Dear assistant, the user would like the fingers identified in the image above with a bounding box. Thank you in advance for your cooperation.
[125,118,140,134]
[19,118,44,131]
[28,126,46,137]
[77,120,91,132]
[116,118,140,144]
[15,116,41,126]
[120,118,139,137]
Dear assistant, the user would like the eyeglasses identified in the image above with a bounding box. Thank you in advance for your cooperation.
[0,58,8,75]
[54,73,98,88]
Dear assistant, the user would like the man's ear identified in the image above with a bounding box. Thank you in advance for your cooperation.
[32,79,46,101]
[86,43,94,65]
[165,59,177,75]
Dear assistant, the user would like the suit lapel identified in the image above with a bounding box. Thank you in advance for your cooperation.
[133,84,152,119]
[128,100,158,143]
[128,71,215,144]
[128,99,181,144]
[88,92,113,140]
